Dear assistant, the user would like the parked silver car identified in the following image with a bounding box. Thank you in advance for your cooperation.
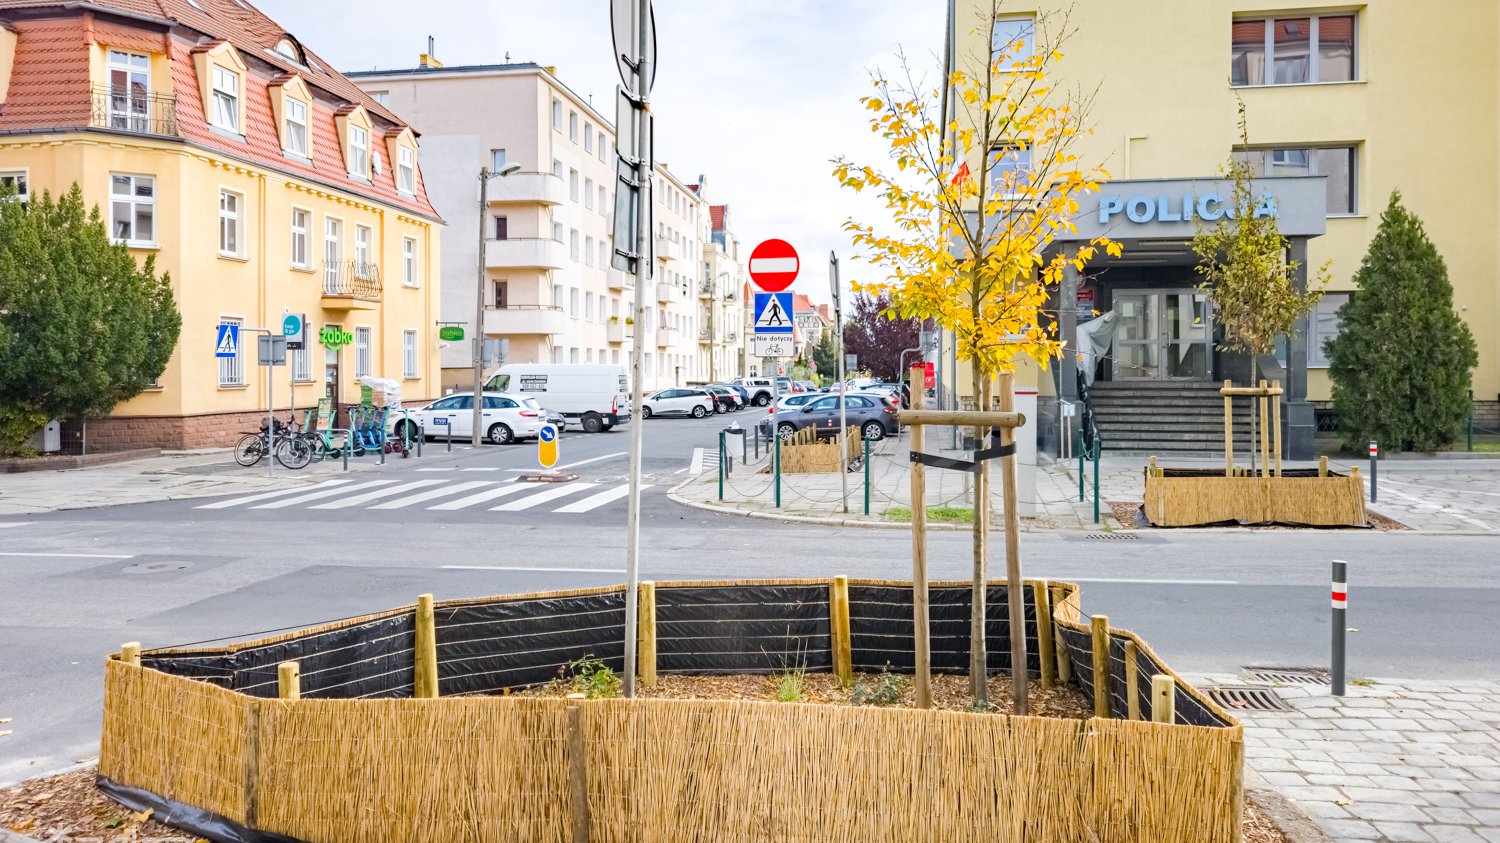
[770,393,900,441]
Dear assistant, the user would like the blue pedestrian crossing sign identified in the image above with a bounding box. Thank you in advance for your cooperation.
[215,324,239,358]
[752,292,794,334]
[537,423,559,468]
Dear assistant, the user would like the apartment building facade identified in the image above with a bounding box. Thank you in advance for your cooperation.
[699,204,746,383]
[349,61,718,394]
[940,0,1500,458]
[0,0,443,450]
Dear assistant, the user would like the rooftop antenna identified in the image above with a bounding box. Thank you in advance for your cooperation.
[505,51,511,62]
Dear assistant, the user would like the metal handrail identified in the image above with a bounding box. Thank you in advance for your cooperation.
[89,85,179,137]
[323,260,382,299]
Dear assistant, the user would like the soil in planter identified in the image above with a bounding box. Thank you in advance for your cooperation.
[1,765,1291,843]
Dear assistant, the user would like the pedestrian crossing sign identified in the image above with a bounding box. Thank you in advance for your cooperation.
[752,292,794,335]
[215,323,239,358]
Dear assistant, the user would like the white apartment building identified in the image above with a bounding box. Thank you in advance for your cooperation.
[348,59,712,392]
[699,204,747,383]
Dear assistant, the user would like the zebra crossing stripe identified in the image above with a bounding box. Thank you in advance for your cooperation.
[0,522,34,529]
[551,484,648,513]
[491,483,598,512]
[195,479,358,509]
[309,480,448,510]
[369,481,496,510]
[427,483,533,511]
[251,479,399,509]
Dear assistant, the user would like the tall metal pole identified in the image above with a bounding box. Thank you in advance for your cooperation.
[622,0,651,698]
[471,168,489,447]
[833,253,849,513]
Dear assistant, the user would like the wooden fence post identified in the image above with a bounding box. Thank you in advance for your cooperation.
[277,661,300,700]
[1091,615,1111,719]
[1050,586,1071,684]
[638,581,657,687]
[1258,380,1271,478]
[1223,379,1234,477]
[1151,674,1175,723]
[414,594,439,698]
[830,575,852,686]
[1271,379,1283,477]
[119,642,141,667]
[1318,456,1329,477]
[909,373,932,709]
[1033,581,1055,689]
[1124,641,1140,720]
[568,702,589,843]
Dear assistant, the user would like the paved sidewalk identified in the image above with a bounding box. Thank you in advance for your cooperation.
[1187,673,1500,843]
[0,450,372,515]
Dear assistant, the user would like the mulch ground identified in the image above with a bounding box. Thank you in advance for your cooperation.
[1109,499,1410,531]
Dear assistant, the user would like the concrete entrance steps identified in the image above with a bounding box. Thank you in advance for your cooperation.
[1089,381,1261,457]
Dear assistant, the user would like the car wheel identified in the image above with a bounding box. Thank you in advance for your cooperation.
[601,422,614,431]
[714,402,725,414]
[642,406,653,419]
[582,413,604,433]
[862,421,886,441]
[487,423,514,445]
[691,404,707,419]
[777,422,798,439]
[754,393,770,407]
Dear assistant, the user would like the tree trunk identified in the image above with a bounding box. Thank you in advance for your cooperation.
[970,364,990,705]
[998,371,1028,715]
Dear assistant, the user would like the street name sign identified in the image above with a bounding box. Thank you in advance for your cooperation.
[748,239,799,292]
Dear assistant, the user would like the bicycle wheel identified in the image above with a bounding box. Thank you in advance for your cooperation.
[234,434,266,466]
[274,436,313,469]
[300,432,326,462]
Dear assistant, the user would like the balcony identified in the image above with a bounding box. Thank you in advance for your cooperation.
[607,268,633,291]
[607,320,629,343]
[485,238,567,270]
[322,260,382,309]
[90,85,179,137]
[725,332,738,344]
[654,236,675,263]
[656,282,680,303]
[723,289,739,303]
[483,305,567,336]
[656,326,674,347]
[698,280,715,299]
[698,328,712,344]
[485,172,565,206]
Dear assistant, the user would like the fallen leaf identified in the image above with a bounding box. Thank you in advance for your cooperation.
[101,816,127,829]
[0,717,11,723]
[1335,797,1352,806]
[0,730,12,738]
[131,808,154,824]
[10,818,37,833]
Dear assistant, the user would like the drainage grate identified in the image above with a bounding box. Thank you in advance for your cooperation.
[1244,666,1331,686]
[1081,532,1139,540]
[1204,685,1293,712]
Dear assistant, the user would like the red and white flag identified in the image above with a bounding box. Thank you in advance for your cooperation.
[951,161,972,186]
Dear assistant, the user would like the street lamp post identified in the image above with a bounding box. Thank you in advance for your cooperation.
[473,162,523,446]
[710,271,729,381]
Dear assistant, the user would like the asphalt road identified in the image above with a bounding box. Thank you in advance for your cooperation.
[1,408,1497,785]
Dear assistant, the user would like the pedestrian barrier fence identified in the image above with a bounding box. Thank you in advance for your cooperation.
[100,578,1243,843]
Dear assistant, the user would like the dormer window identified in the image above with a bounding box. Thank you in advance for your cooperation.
[348,124,369,177]
[274,38,300,63]
[107,51,151,133]
[284,97,308,156]
[398,146,415,194]
[211,66,239,132]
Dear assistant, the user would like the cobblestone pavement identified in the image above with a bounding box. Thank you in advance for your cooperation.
[1187,674,1500,843]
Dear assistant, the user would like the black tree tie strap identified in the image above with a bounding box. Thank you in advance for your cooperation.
[908,428,1015,473]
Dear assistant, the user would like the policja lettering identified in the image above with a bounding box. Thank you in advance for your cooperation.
[1099,192,1278,224]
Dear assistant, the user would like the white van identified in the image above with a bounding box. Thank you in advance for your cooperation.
[485,364,630,433]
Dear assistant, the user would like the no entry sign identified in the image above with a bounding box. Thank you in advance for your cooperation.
[748,239,799,292]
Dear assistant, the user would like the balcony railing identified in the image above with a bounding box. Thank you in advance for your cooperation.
[698,328,712,342]
[323,260,382,300]
[698,281,715,299]
[484,305,567,336]
[90,85,179,137]
[726,332,738,343]
[723,290,739,302]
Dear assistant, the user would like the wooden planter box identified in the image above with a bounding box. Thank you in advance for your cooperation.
[1143,468,1367,527]
[780,426,862,474]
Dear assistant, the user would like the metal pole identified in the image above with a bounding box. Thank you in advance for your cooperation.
[774,419,782,508]
[1469,390,1475,452]
[471,168,489,448]
[1078,428,1085,502]
[1369,439,1378,503]
[447,418,452,452]
[863,436,871,515]
[1331,559,1347,696]
[718,430,725,501]
[622,0,651,700]
[833,253,848,513]
[1092,441,1100,524]
[266,358,274,477]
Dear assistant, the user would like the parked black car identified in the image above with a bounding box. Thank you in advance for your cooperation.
[704,385,744,413]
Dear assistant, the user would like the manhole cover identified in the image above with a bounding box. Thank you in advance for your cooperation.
[1081,532,1138,540]
[1243,666,1331,686]
[1204,685,1293,712]
[121,560,194,575]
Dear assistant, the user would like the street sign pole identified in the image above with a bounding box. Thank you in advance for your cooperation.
[832,253,849,513]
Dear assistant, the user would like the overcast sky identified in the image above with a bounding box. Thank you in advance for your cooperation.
[255,0,945,307]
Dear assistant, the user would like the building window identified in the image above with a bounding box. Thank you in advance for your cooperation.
[570,287,580,318]
[570,228,580,261]
[211,66,240,132]
[292,345,311,381]
[598,185,607,213]
[552,222,564,242]
[398,146,416,194]
[1233,146,1357,215]
[368,90,390,106]
[348,124,369,177]
[324,217,342,289]
[403,330,418,378]
[552,98,562,131]
[1307,293,1349,368]
[284,97,308,157]
[218,318,244,386]
[569,111,579,142]
[354,327,372,378]
[584,177,594,209]
[584,124,594,153]
[403,236,418,286]
[553,346,566,364]
[552,158,563,178]
[291,208,310,268]
[553,284,565,310]
[570,347,580,364]
[585,236,595,266]
[491,149,507,171]
[990,16,1035,71]
[585,292,595,320]
[494,216,508,240]
[599,241,608,268]
[218,190,242,257]
[987,146,1032,199]
[109,174,155,246]
[0,170,29,204]
[355,225,373,278]
[569,169,579,202]
[107,50,151,132]
[1232,14,1356,87]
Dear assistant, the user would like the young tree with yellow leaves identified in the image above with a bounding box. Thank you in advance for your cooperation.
[833,4,1118,712]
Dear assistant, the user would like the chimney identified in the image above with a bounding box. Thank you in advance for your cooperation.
[419,36,444,69]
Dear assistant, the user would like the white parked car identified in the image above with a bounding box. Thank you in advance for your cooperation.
[641,388,715,419]
[774,393,823,412]
[388,391,548,445]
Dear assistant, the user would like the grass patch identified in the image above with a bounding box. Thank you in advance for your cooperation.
[886,505,974,524]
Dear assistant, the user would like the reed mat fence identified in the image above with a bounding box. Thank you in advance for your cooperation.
[99,578,1244,843]
[778,426,863,473]
[1143,467,1367,527]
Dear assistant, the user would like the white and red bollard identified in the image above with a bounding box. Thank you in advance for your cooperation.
[1369,440,1379,503]
[1332,559,1348,696]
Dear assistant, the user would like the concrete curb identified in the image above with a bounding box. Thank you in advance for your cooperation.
[0,448,160,473]
[1245,769,1333,843]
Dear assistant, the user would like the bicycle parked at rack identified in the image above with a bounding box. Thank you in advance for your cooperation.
[234,418,313,469]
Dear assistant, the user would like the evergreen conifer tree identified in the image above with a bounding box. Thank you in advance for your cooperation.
[1325,191,1477,452]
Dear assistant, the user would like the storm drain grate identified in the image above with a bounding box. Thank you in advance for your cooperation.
[1204,685,1293,712]
[1244,666,1331,686]
[1081,532,1139,540]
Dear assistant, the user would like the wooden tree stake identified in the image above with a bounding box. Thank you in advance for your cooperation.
[1223,380,1234,477]
[1151,674,1176,723]
[1319,455,1329,477]
[972,373,991,706]
[1258,380,1271,478]
[1124,640,1140,721]
[1271,379,1283,477]
[414,593,439,698]
[998,372,1028,715]
[119,642,141,667]
[1091,615,1111,719]
[908,368,931,709]
[830,575,852,686]
[277,661,300,700]
[1033,580,1055,689]
[638,581,657,687]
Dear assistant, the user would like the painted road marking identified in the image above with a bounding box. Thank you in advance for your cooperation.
[251,479,399,509]
[427,483,534,511]
[0,522,34,529]
[552,484,649,514]
[195,479,357,509]
[505,451,627,472]
[0,551,134,559]
[369,481,496,510]
[491,483,598,511]
[441,564,626,574]
[309,480,447,510]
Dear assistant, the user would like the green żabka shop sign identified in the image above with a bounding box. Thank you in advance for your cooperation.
[320,326,354,349]
[439,326,465,341]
